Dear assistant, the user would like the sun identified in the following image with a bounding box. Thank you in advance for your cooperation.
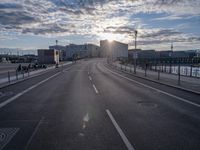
[100,33,117,42]
[108,39,113,42]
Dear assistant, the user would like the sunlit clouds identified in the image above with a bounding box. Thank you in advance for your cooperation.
[0,0,200,50]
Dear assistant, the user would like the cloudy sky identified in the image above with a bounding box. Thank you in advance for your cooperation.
[0,0,200,51]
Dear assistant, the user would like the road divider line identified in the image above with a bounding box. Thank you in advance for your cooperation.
[89,76,92,81]
[24,117,44,150]
[92,84,99,94]
[0,72,60,109]
[105,66,200,108]
[106,109,135,150]
[63,66,73,72]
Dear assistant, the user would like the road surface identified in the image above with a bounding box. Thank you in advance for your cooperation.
[0,58,200,150]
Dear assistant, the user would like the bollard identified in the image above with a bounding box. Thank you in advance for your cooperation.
[145,64,147,77]
[61,63,63,72]
[134,59,136,74]
[157,69,160,80]
[8,71,11,84]
[169,64,172,74]
[23,71,24,78]
[28,69,30,77]
[178,64,181,85]
[190,65,192,77]
[16,70,18,80]
[195,69,198,77]
[186,67,188,76]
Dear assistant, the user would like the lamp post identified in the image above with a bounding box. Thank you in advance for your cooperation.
[135,30,138,50]
[133,30,138,74]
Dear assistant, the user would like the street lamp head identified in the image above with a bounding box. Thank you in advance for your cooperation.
[135,30,138,35]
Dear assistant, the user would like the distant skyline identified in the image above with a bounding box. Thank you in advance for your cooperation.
[0,0,200,51]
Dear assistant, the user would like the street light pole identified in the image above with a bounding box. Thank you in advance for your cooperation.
[134,30,138,74]
[135,30,138,50]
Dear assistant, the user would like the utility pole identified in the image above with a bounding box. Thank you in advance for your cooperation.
[171,42,173,51]
[169,42,173,74]
[134,30,138,74]
[135,30,138,50]
[56,40,58,46]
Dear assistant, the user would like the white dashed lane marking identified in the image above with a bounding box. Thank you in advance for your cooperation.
[92,84,99,94]
[106,109,135,150]
[89,76,92,81]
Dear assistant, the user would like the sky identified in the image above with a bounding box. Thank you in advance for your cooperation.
[0,0,200,51]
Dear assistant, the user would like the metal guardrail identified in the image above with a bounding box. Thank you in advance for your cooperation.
[108,59,199,87]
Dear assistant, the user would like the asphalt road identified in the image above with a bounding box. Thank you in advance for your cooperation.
[0,58,200,150]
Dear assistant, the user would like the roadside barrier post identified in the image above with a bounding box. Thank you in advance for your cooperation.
[134,59,136,74]
[28,70,30,77]
[16,70,18,80]
[145,64,147,77]
[190,65,192,77]
[23,71,24,78]
[178,64,181,85]
[8,71,10,84]
[157,68,160,80]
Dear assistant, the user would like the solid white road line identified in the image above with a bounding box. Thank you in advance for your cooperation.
[105,66,200,108]
[106,109,135,150]
[0,72,60,109]
[24,117,44,150]
[92,84,99,94]
[89,76,92,81]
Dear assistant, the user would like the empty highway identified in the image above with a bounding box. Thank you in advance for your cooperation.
[0,58,200,150]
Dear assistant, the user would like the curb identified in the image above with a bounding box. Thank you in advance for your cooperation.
[0,62,73,89]
[106,63,200,95]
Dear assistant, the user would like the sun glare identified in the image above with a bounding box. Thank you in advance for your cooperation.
[99,33,117,42]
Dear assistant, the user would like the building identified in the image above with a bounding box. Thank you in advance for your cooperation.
[65,44,88,59]
[49,44,100,60]
[128,49,142,59]
[87,44,100,58]
[171,51,189,58]
[137,50,159,59]
[38,49,59,64]
[49,45,66,61]
[196,50,200,57]
[159,50,173,58]
[100,40,128,59]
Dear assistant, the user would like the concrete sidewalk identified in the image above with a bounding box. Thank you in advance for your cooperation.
[0,61,73,88]
[112,62,200,93]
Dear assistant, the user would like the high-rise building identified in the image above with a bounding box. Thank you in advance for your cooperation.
[100,40,128,59]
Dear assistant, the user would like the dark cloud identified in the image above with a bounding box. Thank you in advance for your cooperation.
[0,3,22,9]
[104,26,136,34]
[0,0,199,46]
[140,29,181,38]
[22,24,69,35]
[0,10,39,26]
